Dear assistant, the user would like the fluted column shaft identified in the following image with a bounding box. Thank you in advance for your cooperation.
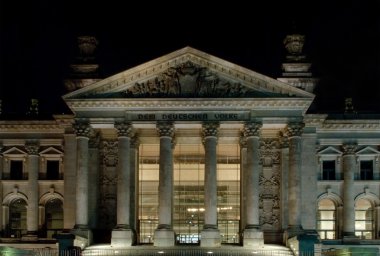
[26,142,39,234]
[243,122,262,229]
[202,122,219,229]
[130,136,140,233]
[157,122,175,229]
[115,122,133,229]
[73,122,91,229]
[342,144,357,236]
[287,123,304,228]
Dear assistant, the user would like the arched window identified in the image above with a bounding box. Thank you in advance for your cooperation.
[317,198,336,239]
[355,198,373,239]
[45,198,63,238]
[9,198,27,238]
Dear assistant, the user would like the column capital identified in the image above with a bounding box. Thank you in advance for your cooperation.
[342,143,357,155]
[115,122,134,137]
[157,121,174,138]
[243,122,262,137]
[202,122,220,138]
[286,122,305,137]
[25,141,39,155]
[278,131,289,148]
[73,121,92,137]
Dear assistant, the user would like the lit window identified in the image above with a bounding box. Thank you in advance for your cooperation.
[355,199,373,239]
[317,199,336,239]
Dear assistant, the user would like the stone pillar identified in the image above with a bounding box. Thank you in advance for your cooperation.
[154,121,175,247]
[242,122,264,247]
[285,122,304,238]
[0,145,3,235]
[130,136,140,240]
[239,136,247,240]
[88,133,100,230]
[201,122,221,247]
[72,121,92,244]
[63,133,77,230]
[342,143,357,239]
[112,122,135,247]
[376,206,380,239]
[24,141,39,241]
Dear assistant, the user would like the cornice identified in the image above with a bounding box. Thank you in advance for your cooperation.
[304,114,327,127]
[0,121,64,133]
[321,120,380,131]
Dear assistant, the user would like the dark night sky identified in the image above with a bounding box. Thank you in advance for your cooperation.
[0,0,379,116]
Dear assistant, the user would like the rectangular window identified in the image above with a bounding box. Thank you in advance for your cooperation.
[10,160,23,180]
[322,160,336,180]
[360,160,373,180]
[46,160,60,180]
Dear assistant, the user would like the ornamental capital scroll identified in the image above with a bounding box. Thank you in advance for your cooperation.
[243,122,262,137]
[73,121,92,137]
[202,122,220,138]
[25,141,39,155]
[115,122,134,137]
[342,143,357,155]
[286,122,305,137]
[157,121,175,138]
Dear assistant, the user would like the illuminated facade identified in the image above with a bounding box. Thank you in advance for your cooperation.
[0,35,380,255]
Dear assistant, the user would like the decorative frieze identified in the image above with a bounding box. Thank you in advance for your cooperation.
[243,122,262,137]
[73,121,92,137]
[202,122,220,138]
[157,121,175,138]
[115,122,134,137]
[286,122,304,137]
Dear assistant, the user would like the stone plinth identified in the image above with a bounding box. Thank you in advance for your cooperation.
[111,229,135,247]
[200,229,221,247]
[243,229,264,248]
[154,229,175,247]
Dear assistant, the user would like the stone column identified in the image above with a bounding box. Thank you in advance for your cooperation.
[63,133,77,230]
[24,141,39,241]
[130,136,140,239]
[342,143,357,239]
[285,122,304,237]
[239,136,247,239]
[154,121,175,247]
[112,122,135,247]
[201,122,221,247]
[0,145,3,234]
[242,122,264,247]
[88,133,100,230]
[73,121,92,243]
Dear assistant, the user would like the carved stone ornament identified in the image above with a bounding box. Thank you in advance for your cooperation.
[78,36,98,57]
[157,121,175,138]
[202,122,220,138]
[286,122,304,137]
[25,142,39,155]
[102,140,118,167]
[243,122,262,137]
[73,121,92,137]
[123,61,267,98]
[283,34,305,55]
[89,131,100,148]
[342,144,357,155]
[239,133,247,148]
[130,135,140,148]
[114,122,133,137]
[260,139,280,166]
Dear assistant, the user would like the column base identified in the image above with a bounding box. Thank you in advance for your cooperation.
[72,227,92,249]
[111,229,135,247]
[21,231,38,242]
[283,226,304,245]
[154,229,175,247]
[243,228,264,248]
[200,229,221,247]
[342,233,360,244]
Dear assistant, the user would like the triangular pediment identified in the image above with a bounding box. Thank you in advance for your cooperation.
[318,146,342,156]
[3,147,27,156]
[356,146,380,155]
[39,147,63,156]
[63,47,314,100]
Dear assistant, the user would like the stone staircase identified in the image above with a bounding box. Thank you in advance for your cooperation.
[82,244,294,256]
